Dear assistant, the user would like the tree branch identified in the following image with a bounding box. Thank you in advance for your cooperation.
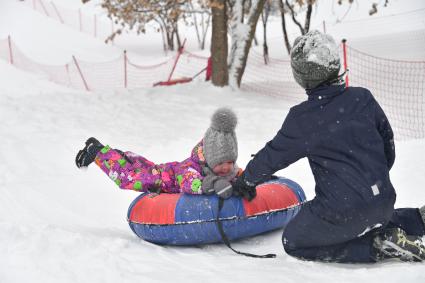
[278,0,291,55]
[285,0,304,34]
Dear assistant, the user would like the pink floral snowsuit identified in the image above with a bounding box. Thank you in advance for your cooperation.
[94,140,224,194]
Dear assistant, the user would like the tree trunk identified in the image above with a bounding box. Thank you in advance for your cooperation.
[166,31,175,51]
[228,0,266,88]
[253,35,258,46]
[304,2,313,33]
[211,0,228,87]
[261,5,269,65]
[190,3,202,48]
[200,14,211,50]
[278,0,291,55]
[174,23,182,50]
[157,22,168,52]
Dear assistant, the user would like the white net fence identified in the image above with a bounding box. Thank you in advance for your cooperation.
[3,0,425,140]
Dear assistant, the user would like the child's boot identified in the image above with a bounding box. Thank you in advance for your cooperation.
[75,137,104,168]
[373,227,425,262]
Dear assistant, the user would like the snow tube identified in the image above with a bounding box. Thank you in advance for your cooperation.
[127,177,306,245]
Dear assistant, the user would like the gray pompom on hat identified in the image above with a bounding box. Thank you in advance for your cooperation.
[290,30,341,89]
[203,107,238,169]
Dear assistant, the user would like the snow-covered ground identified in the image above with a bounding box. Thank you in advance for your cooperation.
[0,0,425,282]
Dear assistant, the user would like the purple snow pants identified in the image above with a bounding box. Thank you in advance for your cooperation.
[94,145,180,193]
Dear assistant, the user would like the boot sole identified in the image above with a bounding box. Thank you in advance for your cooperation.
[382,239,423,262]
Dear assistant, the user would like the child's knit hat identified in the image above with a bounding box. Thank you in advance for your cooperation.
[291,30,341,89]
[203,107,238,169]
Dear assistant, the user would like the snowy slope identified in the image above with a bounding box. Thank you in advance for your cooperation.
[1,57,425,283]
[0,60,298,282]
[1,1,425,283]
[0,0,121,64]
[0,0,170,64]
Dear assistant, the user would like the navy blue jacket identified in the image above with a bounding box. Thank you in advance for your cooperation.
[244,85,396,221]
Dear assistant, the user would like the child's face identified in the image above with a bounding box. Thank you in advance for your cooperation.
[212,161,235,177]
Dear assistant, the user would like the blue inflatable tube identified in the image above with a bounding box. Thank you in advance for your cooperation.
[127,177,306,245]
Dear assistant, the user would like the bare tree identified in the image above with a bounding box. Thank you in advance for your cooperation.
[278,0,389,54]
[227,0,267,88]
[277,0,316,55]
[261,0,272,64]
[278,0,292,55]
[188,0,212,50]
[82,0,187,51]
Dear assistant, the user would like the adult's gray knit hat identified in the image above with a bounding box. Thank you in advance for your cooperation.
[290,30,341,89]
[203,107,238,169]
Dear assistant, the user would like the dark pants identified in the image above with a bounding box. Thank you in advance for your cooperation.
[282,202,425,263]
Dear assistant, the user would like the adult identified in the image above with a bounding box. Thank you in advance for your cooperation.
[232,30,425,263]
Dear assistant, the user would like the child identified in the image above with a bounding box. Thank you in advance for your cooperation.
[232,30,425,263]
[76,107,241,199]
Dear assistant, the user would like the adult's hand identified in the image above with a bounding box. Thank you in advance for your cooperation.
[232,175,257,201]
